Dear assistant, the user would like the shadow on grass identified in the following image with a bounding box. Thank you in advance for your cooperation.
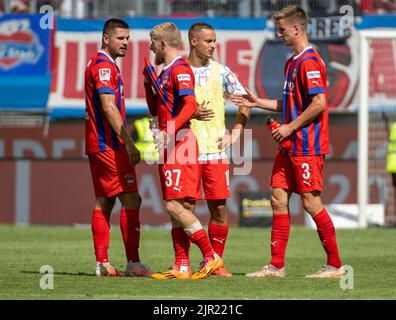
[21,270,95,277]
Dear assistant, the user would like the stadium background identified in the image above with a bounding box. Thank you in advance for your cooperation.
[1,0,396,228]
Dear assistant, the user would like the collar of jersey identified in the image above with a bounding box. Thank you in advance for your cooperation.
[98,50,116,64]
[163,56,183,70]
[293,46,313,61]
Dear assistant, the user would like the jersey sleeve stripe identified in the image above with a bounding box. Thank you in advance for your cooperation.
[314,117,321,154]
[172,87,179,117]
[97,87,115,95]
[179,88,195,96]
[302,125,309,155]
[308,87,324,95]
[93,90,107,152]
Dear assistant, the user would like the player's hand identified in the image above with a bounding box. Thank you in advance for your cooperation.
[126,144,141,166]
[231,88,258,108]
[193,100,214,121]
[217,131,239,150]
[154,130,170,152]
[272,124,294,143]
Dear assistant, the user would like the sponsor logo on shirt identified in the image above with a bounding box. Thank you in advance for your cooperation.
[99,68,111,81]
[306,71,321,79]
[177,73,191,81]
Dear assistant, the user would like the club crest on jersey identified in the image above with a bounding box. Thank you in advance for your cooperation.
[160,75,169,89]
[125,175,135,185]
[0,19,44,70]
[99,68,111,81]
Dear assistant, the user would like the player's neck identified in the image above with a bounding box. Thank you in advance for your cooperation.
[164,48,179,67]
[187,52,209,68]
[292,38,309,56]
[101,48,117,62]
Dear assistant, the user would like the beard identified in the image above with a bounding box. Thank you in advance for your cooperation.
[155,52,164,65]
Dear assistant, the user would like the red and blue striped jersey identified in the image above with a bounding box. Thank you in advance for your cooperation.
[282,46,329,155]
[85,50,127,154]
[156,57,195,131]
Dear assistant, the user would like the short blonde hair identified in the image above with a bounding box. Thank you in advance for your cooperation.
[272,5,308,31]
[150,22,182,49]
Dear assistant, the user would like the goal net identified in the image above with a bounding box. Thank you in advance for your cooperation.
[358,29,396,227]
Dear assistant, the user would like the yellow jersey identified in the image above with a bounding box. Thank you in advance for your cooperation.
[190,59,245,155]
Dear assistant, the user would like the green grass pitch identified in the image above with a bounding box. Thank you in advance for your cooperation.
[0,224,395,300]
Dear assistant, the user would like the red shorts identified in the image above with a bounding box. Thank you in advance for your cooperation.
[88,147,138,198]
[159,129,199,200]
[271,154,324,194]
[195,158,231,200]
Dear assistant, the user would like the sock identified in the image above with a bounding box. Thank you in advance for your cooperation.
[208,223,229,257]
[91,209,111,263]
[119,208,140,263]
[269,213,290,270]
[189,228,216,259]
[313,208,342,268]
[171,227,190,270]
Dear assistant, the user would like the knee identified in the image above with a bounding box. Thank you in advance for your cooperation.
[183,201,195,212]
[166,201,183,219]
[270,194,286,212]
[123,193,142,210]
[96,197,116,213]
[210,204,227,224]
[301,193,322,215]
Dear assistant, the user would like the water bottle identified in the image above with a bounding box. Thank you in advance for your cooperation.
[149,117,160,139]
[266,117,292,149]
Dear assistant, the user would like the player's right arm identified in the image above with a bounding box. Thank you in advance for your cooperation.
[143,67,158,116]
[231,88,282,112]
[93,62,140,165]
[99,94,141,165]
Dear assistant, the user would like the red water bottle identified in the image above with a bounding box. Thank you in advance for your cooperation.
[266,117,292,149]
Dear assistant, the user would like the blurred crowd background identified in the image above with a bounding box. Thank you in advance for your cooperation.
[1,0,395,17]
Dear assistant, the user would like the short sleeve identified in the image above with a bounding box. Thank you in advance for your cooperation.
[93,61,118,95]
[173,65,195,97]
[222,65,247,95]
[300,59,325,95]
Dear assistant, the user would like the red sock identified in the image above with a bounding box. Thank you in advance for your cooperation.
[270,213,290,270]
[171,227,190,269]
[91,209,111,263]
[119,208,140,263]
[313,208,342,268]
[189,229,215,259]
[208,223,229,257]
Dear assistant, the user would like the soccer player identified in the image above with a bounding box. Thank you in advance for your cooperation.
[85,19,152,277]
[143,22,223,280]
[232,6,345,278]
[178,22,250,277]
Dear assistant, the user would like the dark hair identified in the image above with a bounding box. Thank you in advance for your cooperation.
[188,22,215,40]
[103,18,129,36]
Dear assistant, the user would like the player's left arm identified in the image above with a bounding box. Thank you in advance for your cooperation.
[274,60,327,142]
[170,66,198,134]
[218,65,251,150]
